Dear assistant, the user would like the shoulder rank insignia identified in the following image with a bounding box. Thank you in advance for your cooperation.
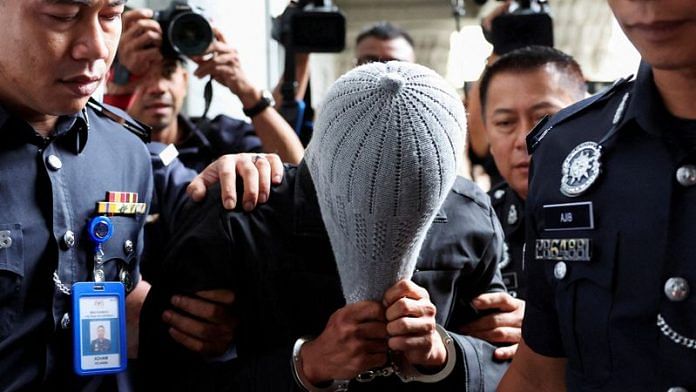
[526,74,634,154]
[87,98,152,142]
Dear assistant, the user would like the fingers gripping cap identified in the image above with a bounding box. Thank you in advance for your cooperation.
[305,61,466,303]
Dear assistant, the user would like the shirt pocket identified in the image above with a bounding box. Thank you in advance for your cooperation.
[98,217,139,290]
[0,223,23,341]
[540,230,618,387]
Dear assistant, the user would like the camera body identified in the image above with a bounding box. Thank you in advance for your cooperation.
[155,1,213,58]
[271,1,346,53]
[484,0,554,55]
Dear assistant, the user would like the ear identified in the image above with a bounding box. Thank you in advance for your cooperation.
[182,68,189,96]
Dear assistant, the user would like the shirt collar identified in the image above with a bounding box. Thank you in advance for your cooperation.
[55,109,90,154]
[176,115,215,151]
[0,102,89,154]
[622,61,671,137]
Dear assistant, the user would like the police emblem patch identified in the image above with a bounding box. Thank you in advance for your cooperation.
[507,204,518,225]
[560,141,602,197]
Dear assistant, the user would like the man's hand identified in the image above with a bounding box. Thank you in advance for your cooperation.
[300,302,389,384]
[190,28,259,107]
[458,292,525,360]
[162,289,238,357]
[186,153,284,211]
[118,9,163,77]
[383,280,447,370]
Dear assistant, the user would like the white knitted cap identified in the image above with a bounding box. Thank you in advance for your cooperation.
[305,61,466,303]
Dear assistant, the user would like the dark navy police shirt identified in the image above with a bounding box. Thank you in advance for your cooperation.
[523,62,696,391]
[0,103,152,391]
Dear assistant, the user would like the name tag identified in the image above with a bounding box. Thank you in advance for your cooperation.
[543,202,594,231]
[535,238,592,261]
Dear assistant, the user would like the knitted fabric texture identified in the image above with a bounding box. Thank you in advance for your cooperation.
[305,61,466,303]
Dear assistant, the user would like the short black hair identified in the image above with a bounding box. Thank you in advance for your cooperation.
[355,21,414,48]
[479,45,586,113]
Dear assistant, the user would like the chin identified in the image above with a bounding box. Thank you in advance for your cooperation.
[637,45,696,71]
[48,97,91,116]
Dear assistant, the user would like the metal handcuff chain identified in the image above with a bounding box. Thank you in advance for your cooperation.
[292,325,456,391]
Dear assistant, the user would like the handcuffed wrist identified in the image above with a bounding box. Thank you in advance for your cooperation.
[291,336,350,392]
[395,324,457,383]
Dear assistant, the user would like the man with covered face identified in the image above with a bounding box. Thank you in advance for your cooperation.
[139,61,510,391]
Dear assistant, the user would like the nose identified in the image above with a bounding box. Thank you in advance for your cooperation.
[515,119,533,151]
[72,16,111,63]
[143,74,168,96]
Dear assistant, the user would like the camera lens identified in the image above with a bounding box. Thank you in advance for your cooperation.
[168,12,213,57]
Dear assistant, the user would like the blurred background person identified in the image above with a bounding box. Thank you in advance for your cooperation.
[107,8,304,168]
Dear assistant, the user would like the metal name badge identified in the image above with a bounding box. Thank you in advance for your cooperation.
[535,238,592,262]
[543,201,594,231]
[560,142,602,197]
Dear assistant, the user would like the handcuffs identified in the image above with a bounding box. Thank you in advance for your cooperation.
[291,324,457,391]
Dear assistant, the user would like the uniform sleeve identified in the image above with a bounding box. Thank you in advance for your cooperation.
[520,160,566,358]
[444,333,510,391]
[148,143,197,235]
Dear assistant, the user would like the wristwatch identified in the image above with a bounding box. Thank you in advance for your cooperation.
[243,90,275,118]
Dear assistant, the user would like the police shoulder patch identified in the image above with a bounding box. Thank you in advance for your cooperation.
[526,75,634,154]
[87,98,152,143]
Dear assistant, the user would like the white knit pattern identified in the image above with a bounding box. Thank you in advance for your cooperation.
[305,61,466,303]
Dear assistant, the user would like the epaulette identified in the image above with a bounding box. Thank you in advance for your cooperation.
[86,98,151,143]
[526,75,634,154]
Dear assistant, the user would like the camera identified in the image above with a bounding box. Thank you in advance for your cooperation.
[271,0,346,53]
[481,0,554,55]
[155,1,213,58]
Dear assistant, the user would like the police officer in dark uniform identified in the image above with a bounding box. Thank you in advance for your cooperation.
[480,46,588,300]
[0,1,151,389]
[460,46,588,361]
[488,183,525,297]
[499,0,696,390]
[0,1,283,390]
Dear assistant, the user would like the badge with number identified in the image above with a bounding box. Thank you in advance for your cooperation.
[72,281,127,376]
[560,141,602,197]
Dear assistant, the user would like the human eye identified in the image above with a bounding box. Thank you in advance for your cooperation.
[493,118,516,133]
[100,6,124,22]
[49,12,79,22]
[41,4,80,23]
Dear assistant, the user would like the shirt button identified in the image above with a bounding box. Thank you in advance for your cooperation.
[46,154,63,171]
[123,240,134,255]
[664,277,689,302]
[666,387,688,392]
[62,230,76,249]
[676,164,696,187]
[554,261,567,280]
[60,313,70,329]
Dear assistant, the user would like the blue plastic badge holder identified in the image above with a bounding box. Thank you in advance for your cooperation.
[72,281,127,376]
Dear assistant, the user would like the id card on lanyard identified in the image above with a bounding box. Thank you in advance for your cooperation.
[72,281,127,376]
[71,214,127,376]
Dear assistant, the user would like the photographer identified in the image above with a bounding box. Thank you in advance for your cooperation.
[107,8,304,168]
